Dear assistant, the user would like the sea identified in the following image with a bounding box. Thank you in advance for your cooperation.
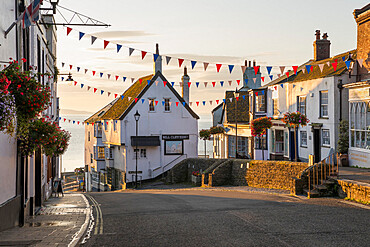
[59,114,214,172]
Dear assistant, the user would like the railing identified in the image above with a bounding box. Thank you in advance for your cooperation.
[306,149,338,198]
[163,154,187,171]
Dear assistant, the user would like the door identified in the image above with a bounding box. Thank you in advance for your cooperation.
[289,131,295,161]
[35,149,42,207]
[313,129,321,163]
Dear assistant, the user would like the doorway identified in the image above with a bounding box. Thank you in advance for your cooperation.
[35,149,42,207]
[313,129,321,163]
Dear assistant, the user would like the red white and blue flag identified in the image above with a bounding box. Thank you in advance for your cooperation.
[18,0,42,29]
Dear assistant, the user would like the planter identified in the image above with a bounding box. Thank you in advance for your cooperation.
[191,175,201,186]
[338,154,349,167]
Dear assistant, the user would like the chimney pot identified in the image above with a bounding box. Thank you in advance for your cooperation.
[248,61,251,67]
[156,43,159,54]
[322,33,328,40]
[244,60,248,67]
[184,66,188,76]
[315,30,321,40]
[253,60,256,67]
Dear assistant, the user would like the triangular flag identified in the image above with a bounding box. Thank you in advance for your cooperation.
[327,61,331,67]
[342,56,346,62]
[101,90,104,95]
[69,65,73,70]
[277,74,281,78]
[202,101,206,106]
[280,66,285,74]
[155,101,158,105]
[286,72,289,78]
[191,60,197,69]
[77,67,80,72]
[302,68,306,74]
[74,81,77,86]
[220,81,224,87]
[345,61,351,69]
[244,79,248,84]
[242,95,245,100]
[212,81,216,87]
[79,32,85,40]
[236,80,240,85]
[107,74,111,79]
[292,66,298,75]
[108,92,111,97]
[131,78,134,83]
[94,88,97,93]
[209,101,213,105]
[305,65,311,74]
[171,82,175,87]
[87,86,91,91]
[100,72,103,78]
[84,69,88,74]
[228,80,232,86]
[122,77,126,82]
[216,100,219,104]
[91,36,97,45]
[141,99,144,104]
[204,82,208,87]
[255,92,258,96]
[141,51,147,60]
[153,54,159,62]
[216,64,222,72]
[165,56,171,65]
[178,58,184,67]
[61,62,65,67]
[190,102,192,106]
[139,78,143,84]
[196,102,199,106]
[203,62,209,71]
[229,98,233,102]
[176,102,179,107]
[293,84,296,88]
[114,94,118,98]
[301,87,304,92]
[188,82,191,88]
[241,66,247,74]
[67,27,72,36]
[148,80,151,85]
[223,99,226,103]
[266,66,272,75]
[179,82,183,87]
[253,66,260,75]
[92,71,96,76]
[129,48,134,56]
[121,95,124,100]
[196,82,199,88]
[319,64,325,73]
[358,59,363,67]
[253,78,256,83]
[61,77,64,81]
[115,75,119,81]
[332,62,338,71]
[155,81,159,86]
[135,98,138,103]
[80,84,84,88]
[280,84,284,88]
[128,97,132,101]
[228,65,234,73]
[183,102,186,106]
[163,81,167,87]
[269,75,273,80]
[117,44,122,53]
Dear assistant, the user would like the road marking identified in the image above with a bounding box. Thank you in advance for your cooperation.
[87,195,104,235]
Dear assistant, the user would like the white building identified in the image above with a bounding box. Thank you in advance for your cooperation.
[85,46,199,189]
[265,31,357,162]
[0,1,59,230]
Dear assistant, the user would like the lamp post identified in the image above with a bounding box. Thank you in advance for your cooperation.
[134,110,140,188]
[234,88,240,158]
[346,53,355,78]
[59,72,74,81]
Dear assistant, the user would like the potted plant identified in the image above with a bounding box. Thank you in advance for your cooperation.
[282,111,310,162]
[191,171,201,186]
[251,117,272,160]
[337,120,349,167]
[199,129,211,158]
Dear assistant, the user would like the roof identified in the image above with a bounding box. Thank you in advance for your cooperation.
[264,50,357,88]
[224,90,249,123]
[211,102,224,113]
[85,98,119,123]
[354,3,370,18]
[98,71,199,121]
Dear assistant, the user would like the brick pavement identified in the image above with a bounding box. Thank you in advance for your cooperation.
[0,193,90,247]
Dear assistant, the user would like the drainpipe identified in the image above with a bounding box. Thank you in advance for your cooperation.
[337,80,343,122]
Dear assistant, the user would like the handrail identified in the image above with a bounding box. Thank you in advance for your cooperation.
[163,154,187,170]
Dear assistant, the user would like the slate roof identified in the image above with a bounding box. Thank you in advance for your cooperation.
[85,98,119,123]
[87,71,199,123]
[264,49,357,87]
[224,90,249,123]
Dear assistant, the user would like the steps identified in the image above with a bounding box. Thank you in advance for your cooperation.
[304,177,338,198]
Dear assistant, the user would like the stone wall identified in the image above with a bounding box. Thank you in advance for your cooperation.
[166,158,222,184]
[210,160,233,186]
[337,179,370,204]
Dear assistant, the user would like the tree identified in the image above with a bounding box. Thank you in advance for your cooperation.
[251,117,272,160]
[337,120,349,154]
[282,111,309,161]
[199,129,211,158]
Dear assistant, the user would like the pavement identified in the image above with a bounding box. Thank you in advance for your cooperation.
[0,193,90,247]
[339,166,370,184]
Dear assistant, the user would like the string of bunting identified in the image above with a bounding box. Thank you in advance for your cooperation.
[63,26,364,75]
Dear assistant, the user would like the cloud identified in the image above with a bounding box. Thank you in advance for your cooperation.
[90,31,154,39]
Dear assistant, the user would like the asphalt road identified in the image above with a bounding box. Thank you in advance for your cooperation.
[82,189,370,247]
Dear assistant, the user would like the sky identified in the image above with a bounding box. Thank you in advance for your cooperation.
[54,0,369,116]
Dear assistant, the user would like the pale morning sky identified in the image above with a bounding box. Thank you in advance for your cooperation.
[55,0,369,116]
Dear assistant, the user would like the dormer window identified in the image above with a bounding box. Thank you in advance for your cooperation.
[149,98,155,112]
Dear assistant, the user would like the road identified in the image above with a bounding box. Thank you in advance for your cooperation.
[82,188,370,247]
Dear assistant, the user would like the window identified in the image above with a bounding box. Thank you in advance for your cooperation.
[97,123,102,137]
[297,96,306,115]
[255,95,265,112]
[300,131,307,147]
[90,154,93,163]
[104,120,108,131]
[350,102,370,149]
[140,149,147,158]
[322,129,330,146]
[228,136,248,158]
[106,147,113,159]
[88,131,90,142]
[255,135,267,150]
[275,130,284,153]
[320,91,328,117]
[98,147,105,159]
[284,131,289,156]
[273,99,279,116]
[164,98,171,112]
[113,120,117,132]
[149,98,155,112]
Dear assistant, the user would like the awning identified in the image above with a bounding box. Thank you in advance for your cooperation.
[131,136,160,146]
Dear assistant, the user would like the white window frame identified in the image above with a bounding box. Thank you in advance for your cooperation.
[164,98,171,112]
[113,120,117,132]
[320,91,329,118]
[321,129,330,147]
[149,98,155,112]
[140,149,147,158]
[297,96,306,115]
[98,147,105,159]
[300,130,307,147]
[272,98,279,116]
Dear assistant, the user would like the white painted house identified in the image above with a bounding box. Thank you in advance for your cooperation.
[85,46,199,189]
[265,31,357,162]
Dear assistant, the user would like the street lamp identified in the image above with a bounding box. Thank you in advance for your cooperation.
[346,53,355,78]
[234,88,240,158]
[134,110,140,188]
[59,72,74,81]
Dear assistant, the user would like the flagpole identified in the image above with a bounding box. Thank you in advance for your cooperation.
[4,21,17,38]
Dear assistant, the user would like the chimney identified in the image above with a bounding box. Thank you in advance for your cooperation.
[248,61,251,67]
[181,67,189,104]
[154,43,162,73]
[313,30,331,61]
[354,4,370,79]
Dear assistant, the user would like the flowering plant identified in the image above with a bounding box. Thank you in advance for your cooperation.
[282,111,309,127]
[199,129,211,140]
[210,126,225,134]
[251,117,272,137]
[192,171,201,177]
[0,75,16,134]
